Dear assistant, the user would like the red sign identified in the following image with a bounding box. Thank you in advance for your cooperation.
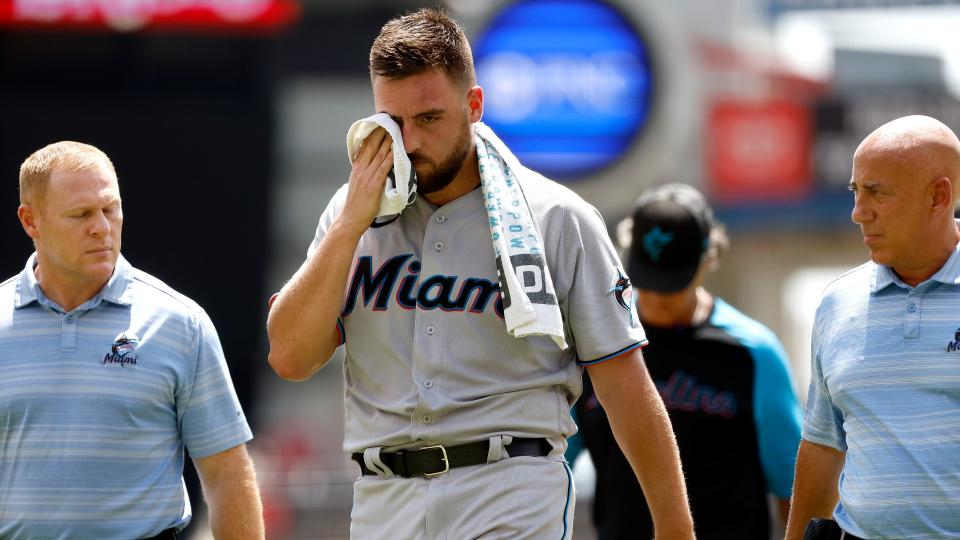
[707,100,812,204]
[0,0,299,32]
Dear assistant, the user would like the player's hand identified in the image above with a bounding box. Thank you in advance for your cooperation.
[337,126,393,236]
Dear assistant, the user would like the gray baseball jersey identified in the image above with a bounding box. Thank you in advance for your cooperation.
[309,167,647,454]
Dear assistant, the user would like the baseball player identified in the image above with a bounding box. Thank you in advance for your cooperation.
[571,184,802,539]
[267,8,694,539]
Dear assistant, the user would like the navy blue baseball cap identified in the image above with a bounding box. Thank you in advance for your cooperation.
[625,183,715,293]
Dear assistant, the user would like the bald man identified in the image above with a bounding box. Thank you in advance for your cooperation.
[786,115,960,539]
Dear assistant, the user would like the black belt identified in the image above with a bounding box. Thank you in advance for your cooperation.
[352,437,551,478]
[803,519,865,540]
[144,529,179,540]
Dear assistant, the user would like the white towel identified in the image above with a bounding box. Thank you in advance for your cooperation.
[346,113,417,217]
[474,122,567,350]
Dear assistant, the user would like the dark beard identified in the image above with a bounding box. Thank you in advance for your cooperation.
[411,125,473,195]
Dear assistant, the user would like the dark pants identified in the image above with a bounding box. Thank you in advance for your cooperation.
[803,518,865,540]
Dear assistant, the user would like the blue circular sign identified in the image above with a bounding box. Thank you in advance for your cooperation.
[474,0,654,179]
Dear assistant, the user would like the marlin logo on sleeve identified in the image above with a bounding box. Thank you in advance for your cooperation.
[642,227,674,262]
[103,333,140,366]
[610,268,638,327]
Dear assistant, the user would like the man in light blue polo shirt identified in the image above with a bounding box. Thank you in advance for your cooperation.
[0,141,264,539]
[786,115,960,539]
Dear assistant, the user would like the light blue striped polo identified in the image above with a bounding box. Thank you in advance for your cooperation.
[0,254,253,540]
[805,236,960,539]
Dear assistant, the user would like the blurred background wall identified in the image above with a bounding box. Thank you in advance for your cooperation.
[2,0,959,538]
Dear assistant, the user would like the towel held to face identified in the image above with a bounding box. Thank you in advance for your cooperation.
[346,113,417,218]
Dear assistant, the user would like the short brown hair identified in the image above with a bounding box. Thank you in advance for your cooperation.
[369,8,476,88]
[19,141,116,207]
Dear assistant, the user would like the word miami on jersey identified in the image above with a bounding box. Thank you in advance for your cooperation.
[342,254,508,317]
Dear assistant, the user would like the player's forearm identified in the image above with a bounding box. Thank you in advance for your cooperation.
[266,220,363,380]
[612,388,694,538]
[785,441,844,540]
[589,354,695,539]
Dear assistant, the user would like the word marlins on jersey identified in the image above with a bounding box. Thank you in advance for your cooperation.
[343,254,507,317]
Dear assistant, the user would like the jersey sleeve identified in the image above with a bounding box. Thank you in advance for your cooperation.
[802,305,847,451]
[178,309,253,458]
[552,201,646,365]
[307,184,349,346]
[750,329,803,498]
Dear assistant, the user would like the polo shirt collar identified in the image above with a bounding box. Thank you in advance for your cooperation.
[871,232,960,293]
[929,236,960,286]
[872,264,899,293]
[14,253,135,310]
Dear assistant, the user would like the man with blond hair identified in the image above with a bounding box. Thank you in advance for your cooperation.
[786,115,960,539]
[0,141,264,539]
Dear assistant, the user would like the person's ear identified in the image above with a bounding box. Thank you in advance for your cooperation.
[467,85,484,122]
[930,176,953,217]
[18,203,41,241]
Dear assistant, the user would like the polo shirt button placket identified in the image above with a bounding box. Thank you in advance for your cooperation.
[61,313,78,350]
[904,296,921,340]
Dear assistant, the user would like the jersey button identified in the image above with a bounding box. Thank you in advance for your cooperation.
[424,379,434,389]
[435,214,447,223]
[422,414,433,424]
[425,325,436,335]
[434,241,444,251]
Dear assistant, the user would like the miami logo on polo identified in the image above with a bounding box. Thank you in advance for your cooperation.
[103,333,140,367]
[642,227,673,262]
[947,327,960,352]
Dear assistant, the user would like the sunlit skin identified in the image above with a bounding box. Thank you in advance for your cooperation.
[17,165,122,312]
[849,115,960,286]
[373,67,484,206]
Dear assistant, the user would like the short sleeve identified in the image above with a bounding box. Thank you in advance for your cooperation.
[802,308,847,451]
[308,184,349,258]
[553,202,646,365]
[178,310,253,458]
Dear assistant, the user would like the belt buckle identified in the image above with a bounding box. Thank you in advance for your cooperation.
[420,444,449,477]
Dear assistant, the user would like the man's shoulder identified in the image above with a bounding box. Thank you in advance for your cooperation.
[814,261,874,327]
[0,274,21,319]
[0,273,19,293]
[821,261,873,301]
[517,166,599,217]
[126,266,206,320]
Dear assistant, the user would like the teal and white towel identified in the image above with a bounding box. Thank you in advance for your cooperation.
[474,122,567,350]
